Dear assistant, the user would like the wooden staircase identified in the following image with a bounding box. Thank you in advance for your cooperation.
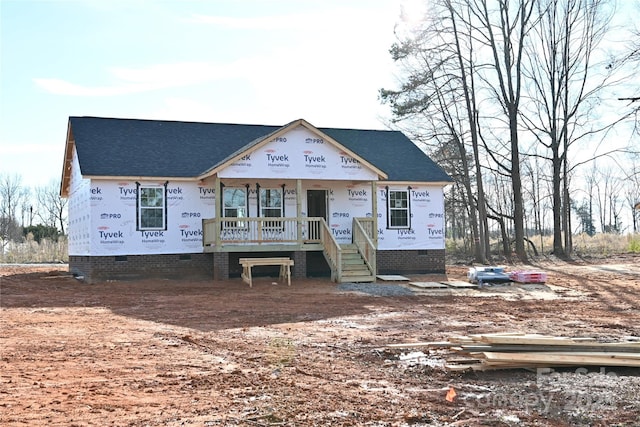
[338,244,375,283]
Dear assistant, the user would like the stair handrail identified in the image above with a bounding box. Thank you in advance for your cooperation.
[352,217,376,277]
[318,218,342,282]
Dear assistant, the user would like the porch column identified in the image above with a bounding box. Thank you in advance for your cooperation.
[296,179,303,244]
[371,181,378,246]
[214,175,221,248]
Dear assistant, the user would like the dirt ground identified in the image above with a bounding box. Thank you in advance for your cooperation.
[2,255,640,426]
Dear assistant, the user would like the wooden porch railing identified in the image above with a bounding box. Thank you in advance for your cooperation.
[202,216,361,282]
[319,220,342,282]
[202,216,325,246]
[352,217,376,277]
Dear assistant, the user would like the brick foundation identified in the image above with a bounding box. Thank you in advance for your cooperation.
[69,253,213,284]
[291,251,306,278]
[213,252,229,281]
[69,249,446,283]
[376,249,446,275]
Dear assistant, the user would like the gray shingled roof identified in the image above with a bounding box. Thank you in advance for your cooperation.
[69,117,452,182]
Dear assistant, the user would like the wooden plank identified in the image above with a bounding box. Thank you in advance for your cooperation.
[448,333,524,344]
[481,352,640,367]
[240,257,294,266]
[377,275,410,281]
[543,351,640,359]
[409,282,448,289]
[442,281,478,288]
[477,335,601,346]
[239,257,294,287]
[478,335,640,348]
[484,332,529,336]
[387,341,452,349]
[445,364,479,371]
[449,336,478,344]
[456,344,640,353]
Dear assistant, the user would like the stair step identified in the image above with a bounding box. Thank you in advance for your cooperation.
[341,252,362,258]
[331,244,375,283]
[341,249,359,255]
[340,244,358,249]
[342,267,372,275]
[342,270,371,277]
[340,275,375,283]
[342,264,369,271]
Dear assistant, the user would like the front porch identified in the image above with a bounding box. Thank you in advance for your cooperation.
[202,216,377,283]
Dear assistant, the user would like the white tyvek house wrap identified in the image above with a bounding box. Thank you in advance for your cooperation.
[219,126,379,181]
[322,181,372,245]
[85,180,216,256]
[67,148,91,255]
[376,185,445,250]
[68,125,447,255]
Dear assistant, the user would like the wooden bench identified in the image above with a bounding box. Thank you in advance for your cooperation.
[239,257,294,288]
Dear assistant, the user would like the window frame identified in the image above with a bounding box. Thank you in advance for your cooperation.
[222,186,248,229]
[137,184,167,231]
[259,187,283,230]
[387,189,411,229]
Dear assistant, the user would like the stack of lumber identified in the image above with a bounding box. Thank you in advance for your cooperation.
[388,333,640,371]
[445,333,640,371]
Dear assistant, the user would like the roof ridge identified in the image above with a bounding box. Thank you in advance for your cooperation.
[69,116,281,128]
[69,116,397,133]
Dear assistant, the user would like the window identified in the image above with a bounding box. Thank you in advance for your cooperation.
[260,188,283,229]
[138,186,166,230]
[388,190,409,228]
[223,187,247,228]
[260,188,282,217]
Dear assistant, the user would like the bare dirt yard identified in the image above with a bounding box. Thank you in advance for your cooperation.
[2,255,640,426]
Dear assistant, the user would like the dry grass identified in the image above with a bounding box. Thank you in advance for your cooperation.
[446,232,640,260]
[0,237,68,264]
[572,233,640,255]
[1,233,638,264]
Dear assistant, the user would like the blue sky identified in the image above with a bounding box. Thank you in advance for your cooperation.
[1,0,410,188]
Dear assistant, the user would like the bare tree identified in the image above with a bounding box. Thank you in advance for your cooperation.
[619,1,640,131]
[36,178,68,235]
[0,173,27,246]
[382,0,542,263]
[623,155,640,232]
[469,0,537,261]
[520,0,627,256]
[382,0,635,262]
[592,165,624,233]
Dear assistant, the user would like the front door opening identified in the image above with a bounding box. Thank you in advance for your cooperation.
[307,189,327,221]
[306,189,331,277]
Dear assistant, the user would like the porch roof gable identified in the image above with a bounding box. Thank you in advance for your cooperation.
[199,118,387,180]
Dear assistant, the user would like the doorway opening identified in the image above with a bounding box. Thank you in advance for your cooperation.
[306,189,327,221]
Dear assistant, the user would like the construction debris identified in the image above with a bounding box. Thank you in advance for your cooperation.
[376,274,410,281]
[467,267,511,284]
[509,270,547,283]
[408,281,449,289]
[389,333,640,371]
[467,266,548,285]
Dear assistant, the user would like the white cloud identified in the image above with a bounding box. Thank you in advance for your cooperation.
[2,143,61,154]
[185,6,391,31]
[185,13,303,30]
[33,61,248,97]
[144,97,225,123]
[109,62,236,86]
[34,78,146,96]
